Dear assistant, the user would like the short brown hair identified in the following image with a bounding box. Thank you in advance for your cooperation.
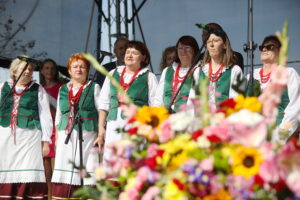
[127,41,150,68]
[174,35,200,63]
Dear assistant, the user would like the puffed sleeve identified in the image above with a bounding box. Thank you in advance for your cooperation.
[0,82,4,101]
[229,65,244,98]
[38,85,53,142]
[98,70,115,111]
[55,87,62,126]
[153,67,168,107]
[94,83,102,110]
[280,68,300,135]
[147,72,158,106]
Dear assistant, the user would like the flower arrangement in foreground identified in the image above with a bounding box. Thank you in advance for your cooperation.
[74,22,300,200]
[80,93,298,200]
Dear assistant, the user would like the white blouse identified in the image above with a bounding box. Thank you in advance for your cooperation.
[188,64,243,106]
[153,62,194,107]
[251,67,300,136]
[99,65,158,112]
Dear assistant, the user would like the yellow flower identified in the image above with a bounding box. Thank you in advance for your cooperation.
[234,94,262,113]
[158,134,198,170]
[163,172,189,200]
[203,189,232,200]
[231,145,263,179]
[135,106,169,128]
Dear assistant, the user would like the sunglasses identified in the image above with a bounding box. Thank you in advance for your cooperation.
[259,44,278,51]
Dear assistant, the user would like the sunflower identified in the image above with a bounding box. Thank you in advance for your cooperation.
[231,145,263,179]
[135,106,169,128]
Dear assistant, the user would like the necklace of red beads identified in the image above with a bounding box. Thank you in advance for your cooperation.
[208,61,224,82]
[119,66,141,91]
[259,68,271,83]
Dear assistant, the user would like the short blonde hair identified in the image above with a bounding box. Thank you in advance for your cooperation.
[9,56,35,81]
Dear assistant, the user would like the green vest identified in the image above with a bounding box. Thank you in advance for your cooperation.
[200,67,232,104]
[57,82,98,132]
[276,88,289,125]
[163,66,193,112]
[0,82,41,130]
[107,69,149,121]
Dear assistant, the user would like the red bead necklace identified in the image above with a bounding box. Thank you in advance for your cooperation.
[259,68,271,83]
[171,64,194,98]
[68,83,85,107]
[119,67,141,91]
[208,61,224,82]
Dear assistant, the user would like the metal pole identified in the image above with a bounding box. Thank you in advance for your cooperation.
[124,0,129,37]
[116,0,121,38]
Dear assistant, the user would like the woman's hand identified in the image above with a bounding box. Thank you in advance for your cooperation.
[93,126,106,154]
[42,142,50,157]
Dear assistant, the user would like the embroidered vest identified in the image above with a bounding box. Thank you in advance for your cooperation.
[0,82,41,130]
[199,67,232,104]
[163,66,193,112]
[107,69,149,121]
[57,82,98,132]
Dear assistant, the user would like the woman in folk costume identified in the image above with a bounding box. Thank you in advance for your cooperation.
[189,26,243,110]
[97,41,158,174]
[0,57,52,199]
[39,58,64,200]
[248,35,300,139]
[154,35,200,112]
[51,54,101,199]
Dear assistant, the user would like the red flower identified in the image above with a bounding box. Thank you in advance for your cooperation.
[156,149,165,157]
[207,135,221,143]
[270,179,286,192]
[253,175,264,187]
[219,98,236,108]
[128,127,138,135]
[145,149,164,170]
[146,157,157,170]
[191,129,203,141]
[172,178,185,191]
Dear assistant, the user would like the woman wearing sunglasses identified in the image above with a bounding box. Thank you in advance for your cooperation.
[250,35,300,139]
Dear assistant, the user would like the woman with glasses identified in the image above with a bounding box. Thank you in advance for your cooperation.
[189,26,243,110]
[249,35,300,139]
[154,35,200,112]
[51,53,101,199]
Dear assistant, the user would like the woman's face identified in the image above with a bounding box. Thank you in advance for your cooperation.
[206,34,226,59]
[260,40,280,64]
[41,61,57,81]
[124,47,145,68]
[68,59,88,82]
[177,42,195,66]
[165,51,176,67]
[14,61,34,84]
